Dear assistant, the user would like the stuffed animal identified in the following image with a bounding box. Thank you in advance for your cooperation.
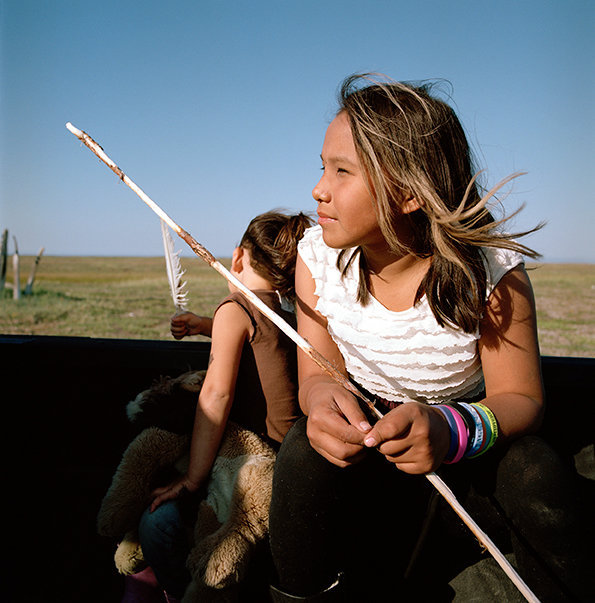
[97,370,277,602]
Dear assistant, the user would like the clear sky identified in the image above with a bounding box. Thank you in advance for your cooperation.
[1,0,593,262]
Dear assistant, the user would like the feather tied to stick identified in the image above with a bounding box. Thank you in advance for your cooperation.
[161,218,188,312]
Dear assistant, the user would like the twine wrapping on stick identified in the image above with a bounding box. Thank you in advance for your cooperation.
[65,122,539,603]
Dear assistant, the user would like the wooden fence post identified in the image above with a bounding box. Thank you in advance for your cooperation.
[24,247,45,296]
[0,229,7,294]
[12,236,20,300]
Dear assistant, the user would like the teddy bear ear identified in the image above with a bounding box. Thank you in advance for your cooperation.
[179,370,207,392]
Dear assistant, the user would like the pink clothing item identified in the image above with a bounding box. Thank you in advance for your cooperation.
[121,566,165,603]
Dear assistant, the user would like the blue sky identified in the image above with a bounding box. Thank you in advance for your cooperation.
[1,0,593,262]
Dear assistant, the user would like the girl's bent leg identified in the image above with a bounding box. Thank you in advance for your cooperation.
[138,501,192,599]
[491,436,595,601]
[269,417,345,596]
[269,417,432,599]
[439,436,595,602]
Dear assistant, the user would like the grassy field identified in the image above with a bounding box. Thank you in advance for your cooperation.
[1,256,593,357]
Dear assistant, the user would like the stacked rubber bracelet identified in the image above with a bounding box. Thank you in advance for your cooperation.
[435,401,499,463]
[436,404,468,464]
[434,405,458,462]
[470,402,498,457]
[459,402,485,457]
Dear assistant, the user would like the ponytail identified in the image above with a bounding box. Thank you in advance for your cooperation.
[240,210,314,301]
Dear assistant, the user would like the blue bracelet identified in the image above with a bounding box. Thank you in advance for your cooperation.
[435,404,459,462]
[449,403,476,452]
[472,403,499,456]
[459,402,485,457]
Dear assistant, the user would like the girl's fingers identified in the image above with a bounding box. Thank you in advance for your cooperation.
[308,427,368,467]
[362,403,450,474]
[150,492,167,512]
[329,389,373,434]
[339,399,373,434]
[150,485,180,512]
[150,484,169,498]
[314,442,368,468]
[363,409,410,448]
[306,405,369,467]
[311,398,367,443]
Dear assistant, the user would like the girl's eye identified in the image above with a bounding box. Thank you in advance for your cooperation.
[319,165,349,174]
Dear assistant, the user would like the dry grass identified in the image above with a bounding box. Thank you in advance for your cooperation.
[527,263,594,357]
[1,255,231,341]
[1,257,593,357]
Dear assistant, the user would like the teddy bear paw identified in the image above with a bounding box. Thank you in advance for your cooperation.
[114,533,147,576]
[188,531,252,589]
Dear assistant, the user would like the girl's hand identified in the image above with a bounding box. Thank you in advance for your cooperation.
[363,402,450,474]
[295,256,373,468]
[305,381,373,468]
[149,475,200,512]
[170,312,213,339]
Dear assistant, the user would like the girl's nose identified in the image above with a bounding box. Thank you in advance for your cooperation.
[312,178,330,203]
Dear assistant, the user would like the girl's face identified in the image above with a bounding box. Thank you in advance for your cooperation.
[312,112,384,251]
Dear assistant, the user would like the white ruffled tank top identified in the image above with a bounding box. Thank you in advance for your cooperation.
[298,225,524,405]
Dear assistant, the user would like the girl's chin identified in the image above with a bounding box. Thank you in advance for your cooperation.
[320,227,353,250]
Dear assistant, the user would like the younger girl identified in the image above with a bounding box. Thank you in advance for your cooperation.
[268,75,592,601]
[137,210,313,601]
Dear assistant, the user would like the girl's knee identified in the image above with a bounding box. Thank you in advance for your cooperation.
[497,436,580,522]
[271,416,343,516]
[499,436,566,485]
[139,501,185,550]
[275,417,315,473]
[273,416,343,486]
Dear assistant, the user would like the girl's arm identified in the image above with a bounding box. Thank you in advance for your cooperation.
[171,311,214,339]
[476,264,544,438]
[150,301,250,510]
[363,265,544,474]
[295,255,372,467]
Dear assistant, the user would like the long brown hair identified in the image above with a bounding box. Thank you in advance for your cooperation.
[240,210,314,301]
[338,74,542,332]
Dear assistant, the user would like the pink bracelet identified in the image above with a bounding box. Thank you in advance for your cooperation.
[441,404,468,464]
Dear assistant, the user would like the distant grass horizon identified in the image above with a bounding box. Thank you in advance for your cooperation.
[2,256,594,358]
[19,253,595,264]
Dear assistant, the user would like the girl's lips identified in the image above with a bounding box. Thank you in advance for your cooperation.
[317,214,337,225]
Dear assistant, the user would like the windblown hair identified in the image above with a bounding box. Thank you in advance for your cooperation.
[338,73,542,333]
[240,210,314,301]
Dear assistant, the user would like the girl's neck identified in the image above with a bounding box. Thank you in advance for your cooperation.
[364,248,431,312]
[235,268,275,293]
[364,243,425,276]
[230,246,275,293]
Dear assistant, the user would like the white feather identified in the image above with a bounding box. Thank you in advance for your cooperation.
[160,219,189,311]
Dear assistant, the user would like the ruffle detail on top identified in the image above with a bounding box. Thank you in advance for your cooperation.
[481,246,524,297]
[298,226,523,404]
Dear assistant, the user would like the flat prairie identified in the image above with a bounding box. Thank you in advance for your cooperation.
[1,257,593,357]
[526,262,594,357]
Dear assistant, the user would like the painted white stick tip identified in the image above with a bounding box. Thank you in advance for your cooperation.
[65,122,82,136]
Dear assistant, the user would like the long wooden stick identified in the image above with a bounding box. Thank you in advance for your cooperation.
[65,122,539,602]
[65,122,377,416]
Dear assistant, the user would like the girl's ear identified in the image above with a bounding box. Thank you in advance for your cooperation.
[231,247,244,273]
[401,195,422,215]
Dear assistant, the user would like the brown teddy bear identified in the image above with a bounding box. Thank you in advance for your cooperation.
[97,370,276,602]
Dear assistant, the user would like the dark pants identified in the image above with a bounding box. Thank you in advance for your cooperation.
[138,501,193,598]
[269,417,594,602]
